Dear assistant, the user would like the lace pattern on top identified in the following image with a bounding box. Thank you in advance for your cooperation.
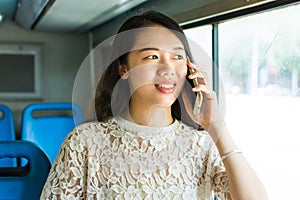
[41,117,231,200]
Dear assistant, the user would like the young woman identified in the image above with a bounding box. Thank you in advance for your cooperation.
[41,10,268,200]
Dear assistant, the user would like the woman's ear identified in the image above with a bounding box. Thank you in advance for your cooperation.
[119,63,129,79]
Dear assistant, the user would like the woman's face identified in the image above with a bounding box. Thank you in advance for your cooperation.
[120,26,187,108]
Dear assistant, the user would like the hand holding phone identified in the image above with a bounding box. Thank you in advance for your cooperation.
[187,58,203,116]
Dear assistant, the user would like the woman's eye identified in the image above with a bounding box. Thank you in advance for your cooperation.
[174,54,183,60]
[146,55,159,59]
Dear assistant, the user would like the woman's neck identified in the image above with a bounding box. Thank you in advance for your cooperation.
[125,103,173,127]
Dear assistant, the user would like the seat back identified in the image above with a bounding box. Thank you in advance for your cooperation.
[21,102,83,163]
[0,104,16,167]
[0,104,15,140]
[0,141,51,200]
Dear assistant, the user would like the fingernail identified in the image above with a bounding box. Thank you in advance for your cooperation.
[186,56,191,63]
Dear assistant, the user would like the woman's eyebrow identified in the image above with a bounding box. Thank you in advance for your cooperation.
[137,46,185,53]
[137,47,159,53]
[173,46,185,51]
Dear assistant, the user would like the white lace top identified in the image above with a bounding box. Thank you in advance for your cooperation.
[40,117,231,200]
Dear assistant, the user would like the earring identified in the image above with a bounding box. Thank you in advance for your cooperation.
[120,70,128,79]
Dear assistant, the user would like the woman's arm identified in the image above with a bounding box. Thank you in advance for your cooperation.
[186,60,268,199]
[209,121,268,200]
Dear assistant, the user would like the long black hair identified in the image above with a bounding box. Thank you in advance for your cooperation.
[95,10,197,127]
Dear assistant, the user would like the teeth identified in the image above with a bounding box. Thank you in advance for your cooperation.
[158,84,175,89]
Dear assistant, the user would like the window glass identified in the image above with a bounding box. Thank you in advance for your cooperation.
[0,54,34,92]
[219,4,300,199]
[184,25,212,60]
[185,4,300,199]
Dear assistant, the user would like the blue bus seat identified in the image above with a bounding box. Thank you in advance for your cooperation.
[0,104,15,140]
[21,102,83,164]
[0,104,16,167]
[0,141,51,200]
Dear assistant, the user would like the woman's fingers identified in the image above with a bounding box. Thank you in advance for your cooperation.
[186,60,212,99]
[187,58,207,80]
[192,84,213,98]
[188,71,205,79]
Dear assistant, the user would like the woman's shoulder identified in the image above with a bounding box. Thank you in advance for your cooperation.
[65,118,119,140]
[79,117,120,129]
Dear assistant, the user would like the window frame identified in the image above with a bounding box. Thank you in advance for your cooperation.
[181,0,300,96]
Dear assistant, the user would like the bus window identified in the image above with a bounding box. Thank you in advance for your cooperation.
[184,25,212,60]
[219,5,300,199]
[185,3,300,200]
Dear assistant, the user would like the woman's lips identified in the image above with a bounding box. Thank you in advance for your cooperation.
[155,81,176,94]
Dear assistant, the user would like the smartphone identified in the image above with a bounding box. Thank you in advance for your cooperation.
[187,60,203,116]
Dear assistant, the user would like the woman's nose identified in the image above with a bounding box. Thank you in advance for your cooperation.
[157,65,175,77]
